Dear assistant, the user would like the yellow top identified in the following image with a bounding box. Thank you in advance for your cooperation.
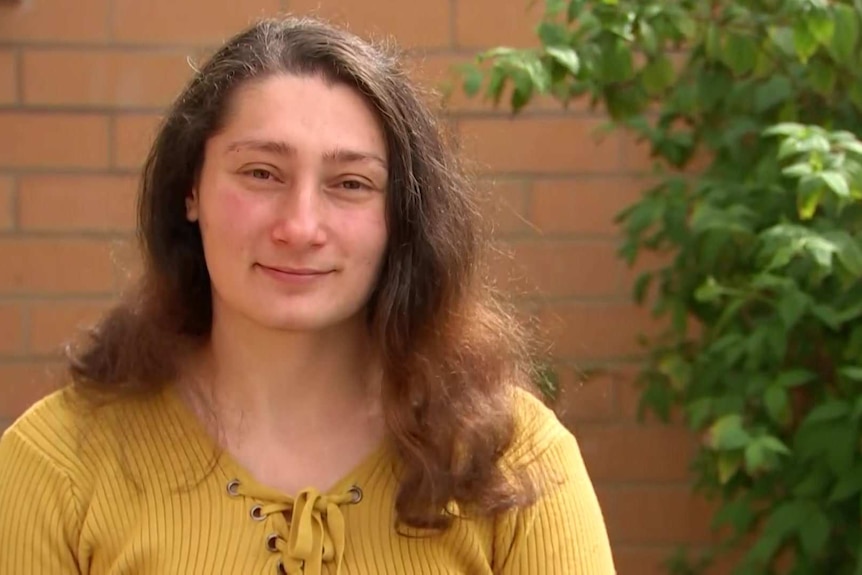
[0,385,616,574]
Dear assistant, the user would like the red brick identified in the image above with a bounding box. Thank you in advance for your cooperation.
[575,424,697,482]
[0,113,109,169]
[23,50,193,109]
[0,176,13,231]
[0,304,24,356]
[112,0,279,44]
[19,175,137,232]
[0,361,64,421]
[613,546,736,575]
[460,117,621,174]
[28,300,113,355]
[492,241,622,298]
[539,302,663,361]
[110,237,143,290]
[530,177,650,236]
[477,178,530,235]
[114,114,162,170]
[0,239,116,295]
[455,0,543,48]
[611,547,673,575]
[552,365,617,424]
[0,0,109,42]
[602,485,718,545]
[0,50,16,105]
[290,0,451,49]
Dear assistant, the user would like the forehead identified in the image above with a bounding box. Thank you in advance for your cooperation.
[215,73,387,158]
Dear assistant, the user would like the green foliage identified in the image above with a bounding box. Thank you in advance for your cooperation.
[460,0,862,573]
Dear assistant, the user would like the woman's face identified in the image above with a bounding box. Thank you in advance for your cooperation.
[186,73,389,333]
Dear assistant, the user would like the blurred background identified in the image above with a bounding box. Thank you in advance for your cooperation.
[0,1,782,574]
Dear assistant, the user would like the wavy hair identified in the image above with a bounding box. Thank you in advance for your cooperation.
[68,16,537,529]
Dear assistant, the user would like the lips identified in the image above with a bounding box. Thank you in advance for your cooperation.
[262,265,324,274]
[256,264,334,276]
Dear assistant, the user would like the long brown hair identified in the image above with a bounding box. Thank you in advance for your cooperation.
[68,15,537,529]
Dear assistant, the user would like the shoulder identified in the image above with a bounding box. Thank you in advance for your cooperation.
[493,387,617,573]
[0,385,175,490]
[505,386,580,481]
[0,387,91,477]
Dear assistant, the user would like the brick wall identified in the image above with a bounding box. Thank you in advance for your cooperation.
[0,1,726,572]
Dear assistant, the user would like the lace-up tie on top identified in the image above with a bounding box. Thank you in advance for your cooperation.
[227,478,363,575]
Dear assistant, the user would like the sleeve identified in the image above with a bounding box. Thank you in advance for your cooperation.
[494,432,617,574]
[0,428,83,574]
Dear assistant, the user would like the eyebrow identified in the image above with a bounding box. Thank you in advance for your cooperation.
[226,139,388,170]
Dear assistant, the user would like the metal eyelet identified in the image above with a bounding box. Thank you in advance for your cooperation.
[349,485,363,504]
[250,504,266,521]
[265,532,279,553]
[226,479,241,497]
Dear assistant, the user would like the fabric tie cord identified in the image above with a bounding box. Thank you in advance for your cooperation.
[231,479,361,575]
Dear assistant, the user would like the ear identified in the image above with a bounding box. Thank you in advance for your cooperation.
[186,187,200,222]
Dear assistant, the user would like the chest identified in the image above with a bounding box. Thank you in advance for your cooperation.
[79,477,497,575]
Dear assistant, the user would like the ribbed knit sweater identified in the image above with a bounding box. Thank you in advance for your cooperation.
[0,385,616,574]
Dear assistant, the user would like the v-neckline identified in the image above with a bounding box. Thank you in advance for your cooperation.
[161,382,393,498]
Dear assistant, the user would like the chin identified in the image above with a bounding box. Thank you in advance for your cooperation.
[252,308,364,333]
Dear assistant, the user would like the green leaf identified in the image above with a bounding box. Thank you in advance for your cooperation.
[545,46,580,75]
[686,398,712,430]
[806,8,836,46]
[764,384,790,425]
[754,75,793,112]
[794,19,819,62]
[487,64,507,104]
[840,366,862,381]
[717,451,743,484]
[829,4,859,65]
[777,369,817,388]
[713,497,755,534]
[544,0,567,16]
[797,181,824,220]
[633,272,653,304]
[805,400,851,424]
[838,139,862,157]
[599,39,634,83]
[641,55,675,95]
[776,289,809,328]
[705,24,722,60]
[820,171,850,197]
[708,414,751,450]
[744,440,767,474]
[781,161,814,178]
[765,122,806,138]
[760,436,791,455]
[538,21,569,47]
[460,63,483,97]
[824,230,862,275]
[763,500,807,538]
[809,59,837,95]
[723,33,759,75]
[828,464,862,502]
[798,508,831,557]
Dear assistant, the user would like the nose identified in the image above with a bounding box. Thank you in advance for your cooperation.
[271,176,326,246]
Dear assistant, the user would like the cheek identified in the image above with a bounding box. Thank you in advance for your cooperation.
[201,185,262,243]
[350,209,388,266]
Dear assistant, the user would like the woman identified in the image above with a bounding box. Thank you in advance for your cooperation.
[0,16,616,575]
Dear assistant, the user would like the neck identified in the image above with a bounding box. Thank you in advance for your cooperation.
[185,305,381,440]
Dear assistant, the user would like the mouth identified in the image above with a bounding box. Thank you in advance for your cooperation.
[256,264,334,276]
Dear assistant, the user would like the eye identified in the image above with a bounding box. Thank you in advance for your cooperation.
[339,179,370,191]
[249,168,273,180]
